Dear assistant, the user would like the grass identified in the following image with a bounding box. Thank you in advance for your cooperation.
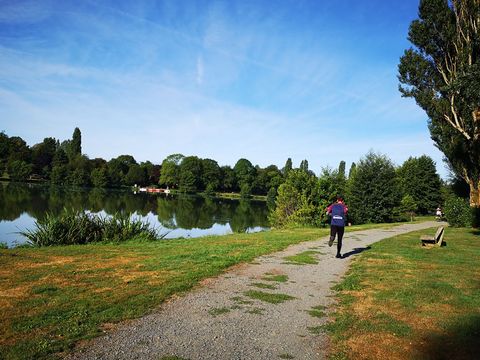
[250,282,278,290]
[246,308,265,315]
[308,326,324,335]
[0,220,437,359]
[307,305,326,318]
[243,290,296,304]
[208,307,231,316]
[230,296,254,305]
[325,227,480,360]
[283,250,320,265]
[0,226,329,359]
[261,274,289,282]
[19,209,162,246]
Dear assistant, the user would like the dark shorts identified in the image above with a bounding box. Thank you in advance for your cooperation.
[330,225,345,240]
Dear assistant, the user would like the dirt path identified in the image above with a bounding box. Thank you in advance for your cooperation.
[66,221,441,360]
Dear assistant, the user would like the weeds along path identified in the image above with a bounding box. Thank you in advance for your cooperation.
[66,221,441,360]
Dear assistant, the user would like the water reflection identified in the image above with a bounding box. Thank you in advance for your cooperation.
[0,182,270,246]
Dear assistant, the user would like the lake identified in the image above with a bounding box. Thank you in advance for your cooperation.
[0,182,270,247]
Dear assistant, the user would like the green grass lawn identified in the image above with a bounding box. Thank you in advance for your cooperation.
[325,227,480,360]
[0,227,331,360]
[0,219,443,360]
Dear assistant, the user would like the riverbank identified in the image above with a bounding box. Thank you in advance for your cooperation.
[1,179,268,201]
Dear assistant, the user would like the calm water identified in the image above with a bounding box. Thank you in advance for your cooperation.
[0,182,270,247]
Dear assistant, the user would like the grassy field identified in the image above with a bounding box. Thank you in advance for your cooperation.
[0,218,443,359]
[0,227,332,360]
[325,227,480,360]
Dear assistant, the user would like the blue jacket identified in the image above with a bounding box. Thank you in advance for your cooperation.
[328,203,347,227]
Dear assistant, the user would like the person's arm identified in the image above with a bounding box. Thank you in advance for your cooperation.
[326,204,333,214]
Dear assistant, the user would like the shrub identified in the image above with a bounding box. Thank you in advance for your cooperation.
[444,197,472,227]
[20,210,102,246]
[98,212,158,243]
[19,209,162,246]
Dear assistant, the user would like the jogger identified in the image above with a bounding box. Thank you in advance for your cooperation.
[327,197,348,258]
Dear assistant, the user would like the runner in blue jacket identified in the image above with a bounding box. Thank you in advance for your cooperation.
[326,197,348,258]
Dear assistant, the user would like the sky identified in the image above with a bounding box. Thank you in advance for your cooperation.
[0,0,449,178]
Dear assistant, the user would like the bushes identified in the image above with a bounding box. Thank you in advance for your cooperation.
[20,209,161,246]
[269,169,325,227]
[347,152,401,224]
[444,197,472,227]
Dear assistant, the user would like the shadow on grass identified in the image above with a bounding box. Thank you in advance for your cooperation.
[342,246,371,259]
[419,314,480,360]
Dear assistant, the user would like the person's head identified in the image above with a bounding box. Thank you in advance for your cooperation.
[336,196,343,203]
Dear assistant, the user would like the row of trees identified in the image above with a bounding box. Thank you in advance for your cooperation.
[158,154,284,196]
[271,151,443,226]
[1,128,449,226]
[0,128,163,188]
[0,128,286,196]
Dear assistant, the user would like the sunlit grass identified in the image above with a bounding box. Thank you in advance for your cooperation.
[325,227,480,360]
[0,227,329,359]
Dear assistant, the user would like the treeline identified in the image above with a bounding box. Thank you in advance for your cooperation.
[2,127,454,225]
[0,128,284,197]
[271,151,445,226]
[0,128,161,188]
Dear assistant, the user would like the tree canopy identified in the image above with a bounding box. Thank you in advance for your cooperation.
[398,0,480,206]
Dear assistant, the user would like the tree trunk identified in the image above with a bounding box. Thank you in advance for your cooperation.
[468,179,480,207]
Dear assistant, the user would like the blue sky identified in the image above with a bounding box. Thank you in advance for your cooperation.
[0,0,448,177]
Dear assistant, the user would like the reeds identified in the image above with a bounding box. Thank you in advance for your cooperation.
[19,209,163,246]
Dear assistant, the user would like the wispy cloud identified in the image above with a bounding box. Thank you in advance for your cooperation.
[0,0,447,177]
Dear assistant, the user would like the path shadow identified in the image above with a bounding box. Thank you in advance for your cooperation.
[417,314,480,360]
[342,246,371,258]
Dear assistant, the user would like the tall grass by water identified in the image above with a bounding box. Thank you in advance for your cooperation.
[19,209,162,246]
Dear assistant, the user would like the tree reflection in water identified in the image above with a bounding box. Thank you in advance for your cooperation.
[0,182,269,246]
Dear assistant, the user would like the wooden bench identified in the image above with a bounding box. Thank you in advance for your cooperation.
[420,226,445,247]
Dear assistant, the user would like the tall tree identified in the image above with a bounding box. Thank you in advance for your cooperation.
[178,156,202,193]
[233,159,256,191]
[283,158,293,176]
[348,152,401,224]
[220,165,236,192]
[398,0,480,207]
[7,136,31,163]
[299,159,309,172]
[71,127,82,157]
[159,154,184,188]
[348,162,356,179]
[397,155,442,214]
[31,137,56,176]
[338,161,346,179]
[201,158,221,193]
[124,164,147,186]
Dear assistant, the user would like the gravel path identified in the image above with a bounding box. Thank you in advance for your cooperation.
[66,221,441,360]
